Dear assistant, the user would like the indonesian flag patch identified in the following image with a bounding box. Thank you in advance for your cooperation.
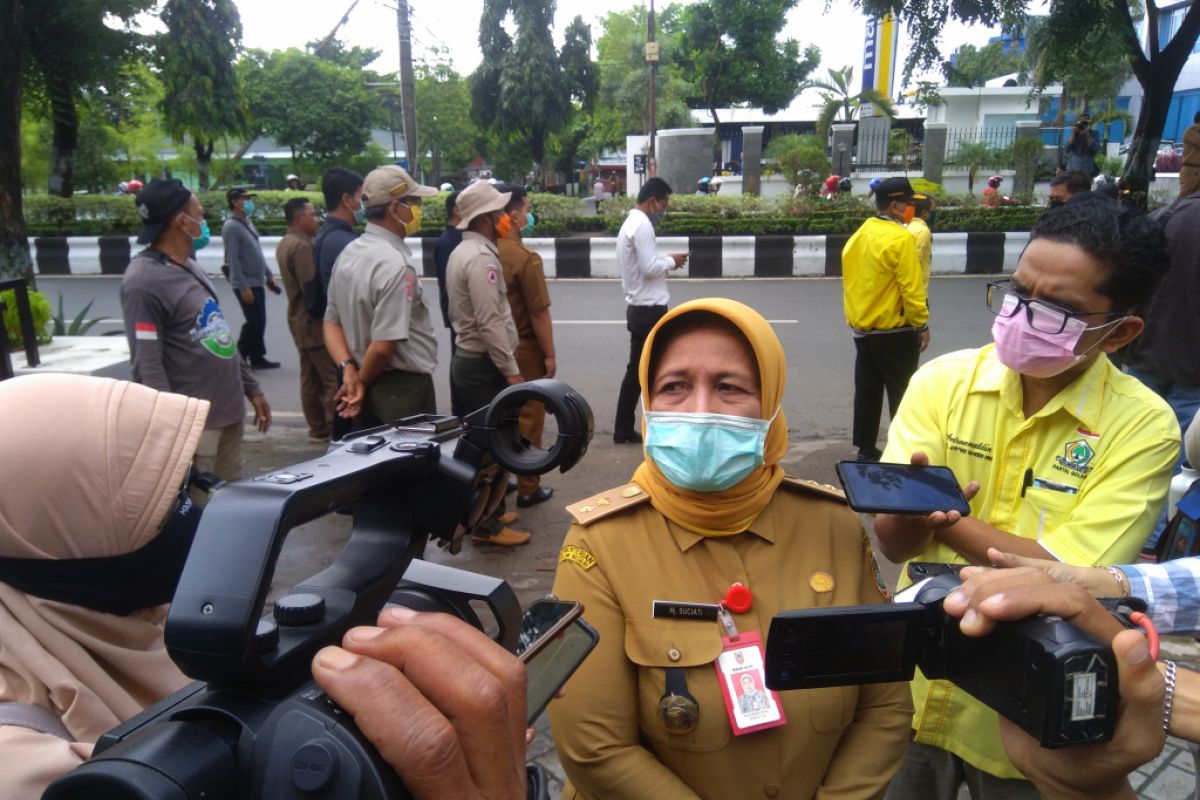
[134,322,158,341]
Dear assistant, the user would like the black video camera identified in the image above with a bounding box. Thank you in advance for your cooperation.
[44,380,593,799]
[764,568,1118,748]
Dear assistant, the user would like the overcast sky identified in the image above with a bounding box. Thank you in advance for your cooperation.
[212,0,1005,101]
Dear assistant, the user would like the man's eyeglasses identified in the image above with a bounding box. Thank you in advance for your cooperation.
[985,281,1125,335]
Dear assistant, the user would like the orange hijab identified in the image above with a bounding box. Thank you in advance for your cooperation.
[631,298,788,536]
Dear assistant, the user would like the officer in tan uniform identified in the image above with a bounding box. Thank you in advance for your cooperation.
[447,180,530,547]
[548,298,911,799]
[496,183,557,509]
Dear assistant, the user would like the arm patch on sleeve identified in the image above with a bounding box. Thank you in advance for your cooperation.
[559,545,597,570]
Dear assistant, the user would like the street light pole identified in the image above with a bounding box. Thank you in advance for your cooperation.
[397,0,419,180]
[646,0,658,177]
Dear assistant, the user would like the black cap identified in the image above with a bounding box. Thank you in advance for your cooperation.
[226,187,256,205]
[876,177,916,203]
[135,179,193,245]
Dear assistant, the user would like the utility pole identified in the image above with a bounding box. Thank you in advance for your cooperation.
[646,0,659,177]
[397,0,419,180]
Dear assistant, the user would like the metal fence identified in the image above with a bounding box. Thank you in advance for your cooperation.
[944,126,1019,169]
[854,128,923,171]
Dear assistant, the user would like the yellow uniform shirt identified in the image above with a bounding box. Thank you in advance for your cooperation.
[882,344,1179,778]
[907,217,932,289]
[842,216,929,332]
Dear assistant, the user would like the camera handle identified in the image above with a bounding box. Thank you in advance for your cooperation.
[166,432,470,690]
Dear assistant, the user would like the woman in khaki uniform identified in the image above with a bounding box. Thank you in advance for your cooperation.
[549,298,911,799]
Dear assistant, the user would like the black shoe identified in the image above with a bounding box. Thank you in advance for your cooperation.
[506,477,518,494]
[855,448,882,462]
[517,486,554,508]
[613,430,642,444]
[249,357,280,370]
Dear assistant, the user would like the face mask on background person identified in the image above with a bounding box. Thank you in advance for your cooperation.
[927,209,939,226]
[496,213,513,238]
[991,294,1126,379]
[401,203,423,236]
[184,214,211,251]
[644,409,777,492]
[522,212,536,237]
[1048,198,1066,209]
[648,200,666,224]
[351,196,367,225]
[242,200,256,216]
[901,204,916,225]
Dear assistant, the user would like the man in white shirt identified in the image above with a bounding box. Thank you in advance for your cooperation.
[613,177,688,443]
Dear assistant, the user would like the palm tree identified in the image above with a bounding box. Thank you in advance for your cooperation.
[951,141,995,194]
[1091,104,1134,148]
[805,66,898,138]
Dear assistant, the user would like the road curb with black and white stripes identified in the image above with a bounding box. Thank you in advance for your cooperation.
[27,232,1026,278]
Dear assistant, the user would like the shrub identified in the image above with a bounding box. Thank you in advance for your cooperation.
[2,289,52,346]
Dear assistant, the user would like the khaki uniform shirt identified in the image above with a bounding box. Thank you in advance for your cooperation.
[447,231,520,376]
[549,480,912,800]
[498,229,550,341]
[324,223,437,375]
[275,231,323,350]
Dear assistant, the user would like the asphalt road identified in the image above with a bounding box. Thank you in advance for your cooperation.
[37,273,996,441]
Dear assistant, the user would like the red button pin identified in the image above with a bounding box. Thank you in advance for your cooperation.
[723,582,753,614]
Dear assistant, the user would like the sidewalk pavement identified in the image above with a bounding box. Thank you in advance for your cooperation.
[243,421,1200,800]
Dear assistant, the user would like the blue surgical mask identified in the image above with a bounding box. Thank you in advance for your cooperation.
[242,200,256,215]
[352,198,367,225]
[644,409,776,492]
[522,212,536,237]
[185,215,211,251]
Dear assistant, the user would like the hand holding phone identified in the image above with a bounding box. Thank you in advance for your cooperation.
[836,460,971,516]
[516,599,599,725]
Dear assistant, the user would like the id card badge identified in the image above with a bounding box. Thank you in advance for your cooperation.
[713,607,786,735]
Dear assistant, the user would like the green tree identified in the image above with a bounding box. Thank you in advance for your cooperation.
[473,1,594,182]
[240,48,376,167]
[588,6,695,153]
[1023,13,1130,126]
[674,0,819,126]
[158,0,247,190]
[943,41,1026,88]
[950,141,996,193]
[807,66,898,138]
[765,133,829,197]
[859,0,1200,200]
[413,54,481,180]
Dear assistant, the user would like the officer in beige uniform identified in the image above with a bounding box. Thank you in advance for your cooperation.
[496,183,557,509]
[323,165,439,427]
[447,180,530,547]
[549,298,911,800]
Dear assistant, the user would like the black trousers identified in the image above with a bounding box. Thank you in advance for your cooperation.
[852,330,921,455]
[451,352,511,536]
[615,304,668,434]
[236,286,267,360]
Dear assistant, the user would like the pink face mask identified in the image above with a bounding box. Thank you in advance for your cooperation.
[991,294,1123,378]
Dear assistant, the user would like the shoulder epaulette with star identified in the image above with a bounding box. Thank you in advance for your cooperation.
[566,482,651,525]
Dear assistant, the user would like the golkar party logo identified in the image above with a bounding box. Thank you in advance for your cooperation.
[190,297,237,358]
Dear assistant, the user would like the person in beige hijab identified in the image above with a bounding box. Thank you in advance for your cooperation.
[0,374,206,799]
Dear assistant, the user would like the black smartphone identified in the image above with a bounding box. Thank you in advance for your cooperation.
[515,599,599,725]
[835,460,971,516]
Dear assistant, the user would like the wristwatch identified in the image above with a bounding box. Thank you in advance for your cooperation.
[338,357,358,370]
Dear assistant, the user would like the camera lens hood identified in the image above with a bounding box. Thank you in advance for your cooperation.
[479,379,593,475]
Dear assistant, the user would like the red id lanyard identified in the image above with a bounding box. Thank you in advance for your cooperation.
[713,605,786,735]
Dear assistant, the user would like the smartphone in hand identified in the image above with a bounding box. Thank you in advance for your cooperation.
[835,460,971,516]
[516,599,599,725]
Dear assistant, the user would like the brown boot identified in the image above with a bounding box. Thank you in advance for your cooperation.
[497,510,519,526]
[471,526,531,546]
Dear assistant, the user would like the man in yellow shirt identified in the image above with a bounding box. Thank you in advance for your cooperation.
[877,194,1180,799]
[842,176,930,461]
[907,194,934,291]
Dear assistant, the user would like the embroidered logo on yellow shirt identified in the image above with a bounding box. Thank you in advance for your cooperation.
[1055,438,1097,477]
[559,545,597,570]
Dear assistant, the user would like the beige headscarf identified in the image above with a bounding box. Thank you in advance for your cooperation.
[0,375,207,798]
